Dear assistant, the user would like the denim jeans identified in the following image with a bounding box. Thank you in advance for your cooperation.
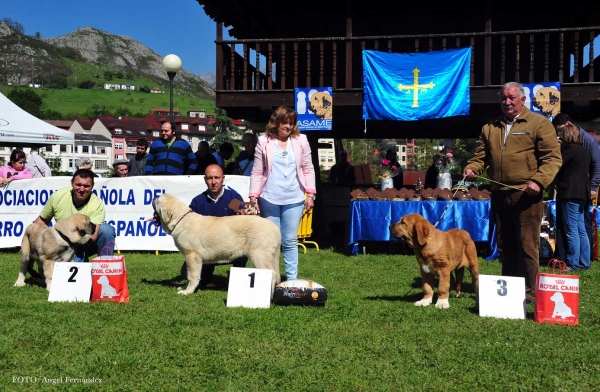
[258,198,304,281]
[560,199,591,270]
[74,223,116,262]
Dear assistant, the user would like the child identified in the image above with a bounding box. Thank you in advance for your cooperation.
[0,149,33,186]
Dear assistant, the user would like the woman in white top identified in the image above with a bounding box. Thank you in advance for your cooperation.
[249,107,316,281]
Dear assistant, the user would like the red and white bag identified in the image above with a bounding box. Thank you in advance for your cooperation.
[534,259,579,325]
[91,244,129,303]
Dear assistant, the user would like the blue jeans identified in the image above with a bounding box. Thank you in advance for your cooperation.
[560,199,590,270]
[74,223,116,262]
[258,199,304,281]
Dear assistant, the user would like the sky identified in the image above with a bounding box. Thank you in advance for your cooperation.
[2,0,230,76]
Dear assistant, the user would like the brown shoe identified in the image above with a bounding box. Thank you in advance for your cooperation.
[525,293,536,303]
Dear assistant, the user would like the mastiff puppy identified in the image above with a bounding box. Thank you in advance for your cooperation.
[14,214,96,291]
[152,193,281,295]
[390,213,479,309]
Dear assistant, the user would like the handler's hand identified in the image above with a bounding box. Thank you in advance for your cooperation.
[463,169,476,181]
[305,196,314,212]
[591,189,597,201]
[523,181,541,196]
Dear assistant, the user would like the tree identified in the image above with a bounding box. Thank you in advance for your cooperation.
[209,108,243,147]
[103,70,113,81]
[42,109,63,120]
[78,80,95,89]
[1,18,25,34]
[39,150,65,176]
[46,75,68,89]
[35,32,41,39]
[8,89,43,118]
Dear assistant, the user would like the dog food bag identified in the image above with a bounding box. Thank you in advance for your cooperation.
[534,259,578,325]
[273,279,327,306]
[91,255,130,303]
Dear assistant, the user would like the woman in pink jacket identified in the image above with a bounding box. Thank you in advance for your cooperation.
[0,149,33,186]
[249,106,316,281]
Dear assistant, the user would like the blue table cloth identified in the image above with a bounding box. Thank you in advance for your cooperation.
[346,200,498,259]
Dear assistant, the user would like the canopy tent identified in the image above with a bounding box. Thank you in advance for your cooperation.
[0,92,74,146]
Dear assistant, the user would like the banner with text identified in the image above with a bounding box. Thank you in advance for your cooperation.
[0,176,250,251]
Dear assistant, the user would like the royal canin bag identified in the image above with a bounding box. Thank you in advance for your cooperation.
[91,244,129,303]
[534,259,579,325]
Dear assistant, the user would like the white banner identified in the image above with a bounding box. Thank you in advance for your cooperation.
[0,175,250,251]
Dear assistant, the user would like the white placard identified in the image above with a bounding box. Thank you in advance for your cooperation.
[226,267,273,308]
[48,262,93,302]
[478,274,526,319]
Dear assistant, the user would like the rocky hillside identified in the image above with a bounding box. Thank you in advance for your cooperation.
[44,27,214,98]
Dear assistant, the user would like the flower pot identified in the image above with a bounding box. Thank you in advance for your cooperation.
[437,171,452,190]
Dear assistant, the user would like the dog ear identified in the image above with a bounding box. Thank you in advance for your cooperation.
[549,91,560,104]
[322,95,332,108]
[54,216,91,244]
[414,221,431,246]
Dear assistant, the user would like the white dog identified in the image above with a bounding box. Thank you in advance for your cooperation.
[97,275,118,298]
[550,292,575,319]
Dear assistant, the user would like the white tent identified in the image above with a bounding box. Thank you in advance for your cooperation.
[0,92,74,145]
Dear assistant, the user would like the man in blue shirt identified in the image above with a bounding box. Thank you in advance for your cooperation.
[552,113,600,261]
[180,164,247,287]
[145,122,197,175]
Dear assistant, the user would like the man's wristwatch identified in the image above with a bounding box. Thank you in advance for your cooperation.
[307,194,316,201]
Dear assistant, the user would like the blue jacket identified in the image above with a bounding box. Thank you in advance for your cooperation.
[189,186,244,216]
[145,138,197,175]
[579,126,600,189]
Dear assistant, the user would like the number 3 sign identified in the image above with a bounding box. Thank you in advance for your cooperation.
[48,262,93,302]
[226,267,273,308]
[478,274,526,319]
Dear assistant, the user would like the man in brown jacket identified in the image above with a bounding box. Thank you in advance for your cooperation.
[463,82,562,302]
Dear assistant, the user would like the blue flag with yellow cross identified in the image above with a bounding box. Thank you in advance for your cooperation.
[362,47,471,121]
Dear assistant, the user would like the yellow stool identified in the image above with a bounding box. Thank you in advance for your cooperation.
[297,208,319,254]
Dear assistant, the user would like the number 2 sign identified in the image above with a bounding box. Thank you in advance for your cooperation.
[48,262,93,302]
[226,267,273,308]
[478,274,526,319]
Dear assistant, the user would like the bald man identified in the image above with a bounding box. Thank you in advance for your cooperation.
[180,164,247,287]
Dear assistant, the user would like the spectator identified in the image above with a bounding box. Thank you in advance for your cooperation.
[25,152,52,178]
[129,138,149,176]
[250,106,316,281]
[231,133,258,176]
[463,82,561,303]
[212,142,234,170]
[385,147,404,189]
[425,154,441,189]
[328,150,356,184]
[34,169,116,262]
[112,159,130,177]
[195,140,218,175]
[551,112,600,261]
[0,149,33,186]
[554,124,591,271]
[145,122,197,175]
[75,157,99,177]
[180,164,247,287]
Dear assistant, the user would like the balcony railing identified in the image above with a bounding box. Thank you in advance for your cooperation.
[216,27,600,92]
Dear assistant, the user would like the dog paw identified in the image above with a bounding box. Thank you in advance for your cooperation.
[13,281,25,287]
[435,298,450,309]
[414,297,433,306]
[177,290,192,295]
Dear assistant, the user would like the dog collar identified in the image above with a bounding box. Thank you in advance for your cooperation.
[172,210,193,230]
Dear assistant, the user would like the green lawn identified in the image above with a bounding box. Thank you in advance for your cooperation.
[1,249,599,391]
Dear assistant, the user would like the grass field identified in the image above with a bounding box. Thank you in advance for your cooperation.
[1,248,599,391]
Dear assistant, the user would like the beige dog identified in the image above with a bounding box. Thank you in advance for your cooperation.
[390,213,479,309]
[152,193,281,295]
[532,87,561,117]
[14,214,96,291]
[308,91,333,119]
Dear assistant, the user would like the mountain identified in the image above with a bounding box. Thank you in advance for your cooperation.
[199,72,217,87]
[44,27,215,98]
[0,23,214,99]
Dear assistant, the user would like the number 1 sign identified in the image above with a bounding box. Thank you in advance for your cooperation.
[478,274,526,319]
[226,267,273,308]
[48,262,93,302]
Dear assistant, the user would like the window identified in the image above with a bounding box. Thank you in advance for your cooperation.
[153,131,159,137]
[98,147,105,154]
[69,159,74,168]
[187,136,193,142]
[0,147,6,151]
[95,160,108,170]
[182,123,189,130]
[407,147,413,153]
[84,130,91,134]
[115,142,123,150]
[82,146,89,153]
[328,157,333,162]
[320,157,326,162]
[60,145,67,152]
[402,146,406,153]
[140,131,146,135]
[402,156,406,162]
[199,125,205,131]
[115,128,122,134]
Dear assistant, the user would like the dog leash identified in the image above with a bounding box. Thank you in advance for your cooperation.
[434,175,467,228]
[475,175,524,191]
